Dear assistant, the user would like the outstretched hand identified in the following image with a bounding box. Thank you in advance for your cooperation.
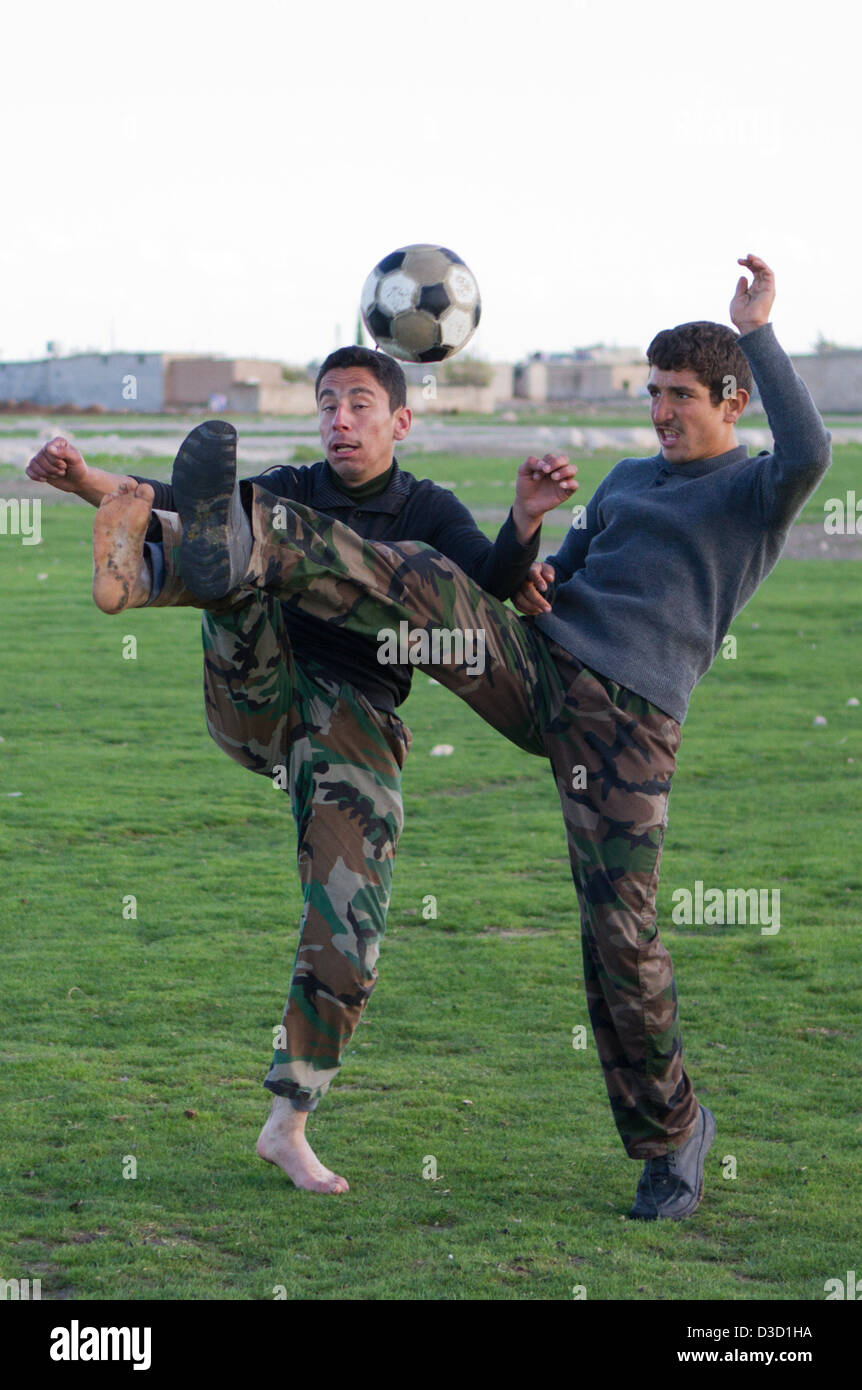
[730,254,775,335]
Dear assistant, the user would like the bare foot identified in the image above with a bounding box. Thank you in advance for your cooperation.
[256,1097,349,1194]
[93,483,155,613]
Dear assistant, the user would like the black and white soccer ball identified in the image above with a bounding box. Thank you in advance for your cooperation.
[360,244,481,363]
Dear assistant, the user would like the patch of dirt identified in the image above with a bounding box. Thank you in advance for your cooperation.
[478,926,551,938]
[782,523,862,559]
[63,1227,111,1245]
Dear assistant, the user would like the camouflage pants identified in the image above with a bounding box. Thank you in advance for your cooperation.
[229,485,701,1158]
[148,511,411,1112]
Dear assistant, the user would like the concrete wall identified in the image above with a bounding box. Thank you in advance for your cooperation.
[608,363,650,397]
[166,357,297,408]
[166,358,234,404]
[0,353,165,410]
[227,381,317,414]
[491,362,514,399]
[406,383,495,414]
[790,353,862,412]
[228,377,494,415]
[515,360,649,401]
[229,359,285,386]
[515,361,548,402]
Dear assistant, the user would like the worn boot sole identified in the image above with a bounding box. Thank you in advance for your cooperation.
[173,421,243,600]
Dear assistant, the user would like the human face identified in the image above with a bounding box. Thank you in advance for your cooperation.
[317,367,411,485]
[647,366,739,464]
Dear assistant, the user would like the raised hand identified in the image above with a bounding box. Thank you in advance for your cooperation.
[730,254,775,334]
[512,452,577,544]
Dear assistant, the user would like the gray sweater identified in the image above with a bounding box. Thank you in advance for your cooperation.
[534,324,832,723]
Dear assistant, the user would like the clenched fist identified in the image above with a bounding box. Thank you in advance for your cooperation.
[26,437,89,494]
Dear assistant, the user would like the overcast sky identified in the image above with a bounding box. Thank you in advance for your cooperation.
[2,0,859,366]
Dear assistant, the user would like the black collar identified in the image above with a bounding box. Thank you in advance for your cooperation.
[309,457,413,513]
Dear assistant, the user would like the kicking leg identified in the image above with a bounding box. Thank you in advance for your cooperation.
[234,487,555,753]
[169,447,554,749]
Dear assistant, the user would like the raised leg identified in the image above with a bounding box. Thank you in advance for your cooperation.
[241,487,555,755]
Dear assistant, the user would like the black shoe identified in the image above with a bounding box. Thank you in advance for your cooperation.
[172,420,250,600]
[628,1104,716,1220]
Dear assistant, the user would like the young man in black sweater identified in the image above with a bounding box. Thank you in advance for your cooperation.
[29,349,576,1193]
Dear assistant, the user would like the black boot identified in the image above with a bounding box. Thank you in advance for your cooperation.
[172,420,251,600]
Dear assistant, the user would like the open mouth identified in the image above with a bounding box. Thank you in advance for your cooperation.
[332,443,360,456]
[657,429,681,446]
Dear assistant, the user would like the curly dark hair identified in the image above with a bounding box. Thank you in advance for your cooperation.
[315,346,407,413]
[646,321,753,405]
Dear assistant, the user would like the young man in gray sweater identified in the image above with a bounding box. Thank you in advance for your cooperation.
[88,254,831,1218]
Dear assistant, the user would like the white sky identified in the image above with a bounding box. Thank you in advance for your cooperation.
[2,0,860,365]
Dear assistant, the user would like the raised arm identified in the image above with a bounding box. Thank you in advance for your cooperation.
[731,254,832,524]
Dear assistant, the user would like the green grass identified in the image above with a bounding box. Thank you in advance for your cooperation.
[0,486,860,1302]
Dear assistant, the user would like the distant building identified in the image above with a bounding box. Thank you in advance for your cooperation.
[514,348,650,402]
[0,352,168,411]
[8,342,858,416]
[789,350,862,412]
[165,357,317,413]
[0,351,319,414]
[0,349,508,416]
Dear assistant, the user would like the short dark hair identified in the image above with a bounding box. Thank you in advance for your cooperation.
[314,346,407,413]
[646,321,753,405]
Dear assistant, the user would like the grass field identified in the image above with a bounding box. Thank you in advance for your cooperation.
[1,453,860,1302]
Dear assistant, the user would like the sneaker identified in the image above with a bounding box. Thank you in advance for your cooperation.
[628,1104,716,1220]
[172,420,250,600]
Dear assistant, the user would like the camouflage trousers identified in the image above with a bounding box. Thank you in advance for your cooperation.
[147,510,411,1112]
[153,491,701,1156]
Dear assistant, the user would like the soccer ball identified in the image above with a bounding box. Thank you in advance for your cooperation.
[360,244,481,363]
